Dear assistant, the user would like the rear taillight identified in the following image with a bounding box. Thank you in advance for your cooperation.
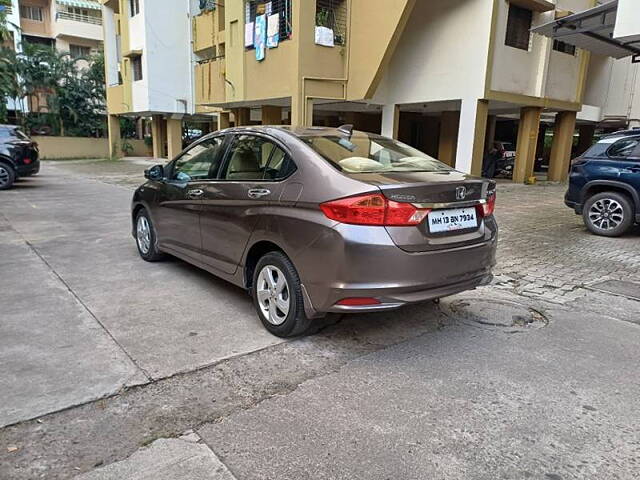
[477,193,496,217]
[320,194,431,226]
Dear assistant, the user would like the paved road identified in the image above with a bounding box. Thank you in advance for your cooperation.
[1,159,639,479]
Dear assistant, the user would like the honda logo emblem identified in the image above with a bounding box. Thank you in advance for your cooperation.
[456,186,467,200]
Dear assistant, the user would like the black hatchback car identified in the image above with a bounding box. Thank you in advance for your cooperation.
[0,125,40,190]
[565,130,640,237]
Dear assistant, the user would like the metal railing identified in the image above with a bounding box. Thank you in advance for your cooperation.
[56,11,102,25]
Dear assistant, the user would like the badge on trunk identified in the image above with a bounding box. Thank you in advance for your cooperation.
[456,186,467,200]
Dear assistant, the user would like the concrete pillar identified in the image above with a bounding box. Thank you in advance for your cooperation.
[218,111,230,130]
[485,115,497,153]
[439,111,460,167]
[261,105,283,125]
[291,94,314,127]
[548,111,577,182]
[513,107,543,184]
[151,115,165,159]
[233,108,251,126]
[166,118,183,160]
[455,99,488,176]
[107,114,122,159]
[576,124,596,156]
[381,104,400,139]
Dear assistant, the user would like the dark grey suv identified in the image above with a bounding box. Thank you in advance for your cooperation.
[132,126,498,337]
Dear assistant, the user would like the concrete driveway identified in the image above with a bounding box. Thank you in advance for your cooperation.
[1,159,639,480]
[1,162,283,428]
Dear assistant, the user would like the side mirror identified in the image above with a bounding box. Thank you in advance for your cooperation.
[144,164,164,181]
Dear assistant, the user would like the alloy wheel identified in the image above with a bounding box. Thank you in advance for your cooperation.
[588,198,624,231]
[256,265,290,325]
[136,215,151,254]
[0,166,9,187]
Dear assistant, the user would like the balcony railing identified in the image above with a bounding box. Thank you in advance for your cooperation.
[57,11,102,25]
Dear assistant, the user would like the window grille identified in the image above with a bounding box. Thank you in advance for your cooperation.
[20,5,44,21]
[70,44,91,59]
[129,0,140,17]
[553,39,576,56]
[132,56,143,81]
[505,4,532,51]
[245,0,293,46]
[199,0,217,11]
[315,0,347,45]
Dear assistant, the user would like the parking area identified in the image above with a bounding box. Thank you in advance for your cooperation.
[1,159,640,479]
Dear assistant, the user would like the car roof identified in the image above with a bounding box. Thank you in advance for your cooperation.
[212,125,378,140]
[603,129,640,138]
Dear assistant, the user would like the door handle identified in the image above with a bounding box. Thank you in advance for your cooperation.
[187,189,204,198]
[247,188,271,199]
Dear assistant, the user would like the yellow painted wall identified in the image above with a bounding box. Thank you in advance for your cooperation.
[347,0,415,100]
[195,60,226,105]
[34,136,110,159]
[194,10,216,52]
[34,136,151,159]
[106,85,127,114]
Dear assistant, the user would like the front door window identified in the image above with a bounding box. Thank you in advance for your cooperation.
[172,137,225,182]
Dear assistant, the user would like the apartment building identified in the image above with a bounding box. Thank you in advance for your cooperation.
[18,0,103,53]
[101,0,198,160]
[103,0,640,184]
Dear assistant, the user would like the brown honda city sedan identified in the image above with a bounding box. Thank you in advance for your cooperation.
[132,126,497,337]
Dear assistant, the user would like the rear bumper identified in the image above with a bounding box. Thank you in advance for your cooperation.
[297,219,498,318]
[564,190,582,214]
[16,160,40,177]
[321,273,494,314]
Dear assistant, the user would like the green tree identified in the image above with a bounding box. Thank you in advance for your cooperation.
[0,42,106,135]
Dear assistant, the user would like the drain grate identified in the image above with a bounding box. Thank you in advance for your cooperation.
[589,280,640,301]
[440,298,549,332]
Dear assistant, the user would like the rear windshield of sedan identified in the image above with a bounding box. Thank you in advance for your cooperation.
[300,134,452,174]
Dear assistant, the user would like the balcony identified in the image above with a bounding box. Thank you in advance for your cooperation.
[57,11,102,25]
[193,7,225,54]
[195,59,226,105]
[56,11,103,41]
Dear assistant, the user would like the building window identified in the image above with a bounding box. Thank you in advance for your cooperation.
[20,5,44,22]
[129,0,140,17]
[70,7,89,17]
[70,44,92,59]
[505,4,532,51]
[132,56,143,81]
[553,40,576,56]
[245,0,293,46]
[315,0,347,45]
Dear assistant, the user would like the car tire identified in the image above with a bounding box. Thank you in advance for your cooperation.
[135,208,165,261]
[252,251,314,338]
[0,163,16,190]
[583,191,634,237]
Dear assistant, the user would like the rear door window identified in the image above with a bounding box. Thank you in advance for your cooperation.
[221,134,294,181]
[607,137,640,159]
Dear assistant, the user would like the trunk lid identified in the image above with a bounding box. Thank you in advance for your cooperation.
[350,171,495,252]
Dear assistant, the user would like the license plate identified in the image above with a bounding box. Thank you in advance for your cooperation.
[428,207,478,233]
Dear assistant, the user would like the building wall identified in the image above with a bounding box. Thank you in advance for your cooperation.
[18,0,55,38]
[143,0,193,115]
[372,0,493,106]
[33,136,150,159]
[489,0,591,102]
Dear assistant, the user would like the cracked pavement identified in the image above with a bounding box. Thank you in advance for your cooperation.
[1,159,639,480]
